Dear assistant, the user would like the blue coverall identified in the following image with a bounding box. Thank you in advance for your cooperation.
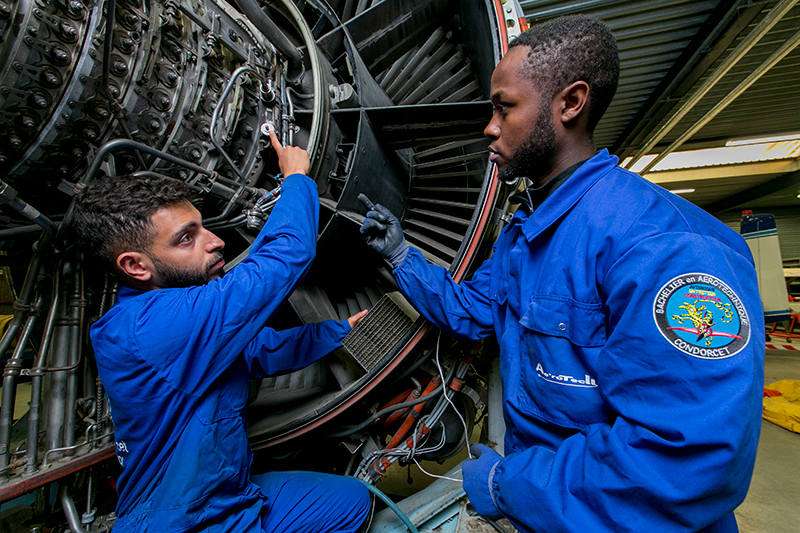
[91,173,369,532]
[392,150,764,533]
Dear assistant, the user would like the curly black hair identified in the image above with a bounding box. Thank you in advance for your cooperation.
[509,15,619,136]
[71,174,192,272]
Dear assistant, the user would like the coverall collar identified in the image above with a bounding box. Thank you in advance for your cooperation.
[117,285,145,304]
[517,149,618,243]
[508,159,586,214]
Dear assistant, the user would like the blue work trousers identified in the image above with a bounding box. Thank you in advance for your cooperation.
[252,471,370,532]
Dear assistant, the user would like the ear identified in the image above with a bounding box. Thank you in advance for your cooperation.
[116,252,154,283]
[557,81,590,126]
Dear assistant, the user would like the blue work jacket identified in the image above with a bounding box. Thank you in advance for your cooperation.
[393,150,764,533]
[90,174,348,532]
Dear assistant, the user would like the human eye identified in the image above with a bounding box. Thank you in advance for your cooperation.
[179,232,193,244]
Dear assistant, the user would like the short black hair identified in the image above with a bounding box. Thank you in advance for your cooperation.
[509,15,619,135]
[71,174,192,272]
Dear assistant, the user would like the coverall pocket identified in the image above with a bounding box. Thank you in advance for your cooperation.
[518,295,606,347]
[515,295,608,429]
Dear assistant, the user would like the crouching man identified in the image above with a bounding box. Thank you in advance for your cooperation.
[72,133,370,533]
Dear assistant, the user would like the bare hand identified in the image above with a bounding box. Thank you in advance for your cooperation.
[347,310,368,329]
[270,131,310,177]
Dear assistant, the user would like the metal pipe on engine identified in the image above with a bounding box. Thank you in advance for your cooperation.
[63,261,85,456]
[26,265,64,474]
[94,275,116,447]
[45,267,72,460]
[95,378,109,447]
[0,293,45,480]
[204,66,266,225]
[59,483,88,533]
[0,245,44,366]
[0,225,50,239]
[0,233,52,483]
[234,0,304,83]
[59,138,223,235]
[282,78,295,147]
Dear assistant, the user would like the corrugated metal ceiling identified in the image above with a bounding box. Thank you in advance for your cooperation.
[520,0,728,150]
[518,0,800,213]
[519,0,800,154]
[651,4,800,148]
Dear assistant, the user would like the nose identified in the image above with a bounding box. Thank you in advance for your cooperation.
[484,114,500,140]
[203,228,225,253]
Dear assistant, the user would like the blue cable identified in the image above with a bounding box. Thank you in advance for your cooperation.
[357,478,420,533]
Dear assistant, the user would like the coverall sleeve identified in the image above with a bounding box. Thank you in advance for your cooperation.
[392,247,495,340]
[244,319,350,377]
[130,173,320,393]
[491,233,764,533]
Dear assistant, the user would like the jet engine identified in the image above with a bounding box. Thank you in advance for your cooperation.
[0,0,516,527]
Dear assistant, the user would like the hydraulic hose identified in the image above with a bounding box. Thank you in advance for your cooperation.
[357,479,420,533]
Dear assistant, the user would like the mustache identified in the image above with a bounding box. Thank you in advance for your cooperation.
[207,251,224,272]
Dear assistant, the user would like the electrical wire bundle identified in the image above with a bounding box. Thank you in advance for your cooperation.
[352,334,475,483]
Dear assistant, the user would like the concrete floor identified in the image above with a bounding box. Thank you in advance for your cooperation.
[735,348,800,533]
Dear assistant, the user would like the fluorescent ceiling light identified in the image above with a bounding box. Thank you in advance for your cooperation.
[621,155,657,173]
[726,133,800,147]
[622,140,800,173]
[669,189,695,195]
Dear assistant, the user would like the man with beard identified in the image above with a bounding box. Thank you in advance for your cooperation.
[360,15,763,533]
[72,132,370,533]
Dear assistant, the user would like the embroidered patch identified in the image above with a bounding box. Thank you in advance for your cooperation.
[653,273,750,359]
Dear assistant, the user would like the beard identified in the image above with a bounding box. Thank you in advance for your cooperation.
[497,103,557,186]
[152,251,224,289]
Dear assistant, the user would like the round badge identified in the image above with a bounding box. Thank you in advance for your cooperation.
[653,273,750,359]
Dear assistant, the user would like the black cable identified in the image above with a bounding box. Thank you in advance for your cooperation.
[329,360,459,438]
[328,386,443,438]
[386,347,435,389]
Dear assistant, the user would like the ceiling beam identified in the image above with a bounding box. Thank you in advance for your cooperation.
[705,167,800,215]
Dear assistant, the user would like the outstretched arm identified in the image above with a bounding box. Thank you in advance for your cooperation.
[131,137,322,392]
[244,311,367,377]
[359,198,494,340]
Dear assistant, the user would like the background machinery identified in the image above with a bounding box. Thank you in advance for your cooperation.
[0,0,518,529]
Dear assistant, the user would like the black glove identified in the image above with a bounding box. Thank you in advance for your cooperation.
[358,194,409,268]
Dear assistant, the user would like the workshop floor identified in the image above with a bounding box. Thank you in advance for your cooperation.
[735,347,800,533]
